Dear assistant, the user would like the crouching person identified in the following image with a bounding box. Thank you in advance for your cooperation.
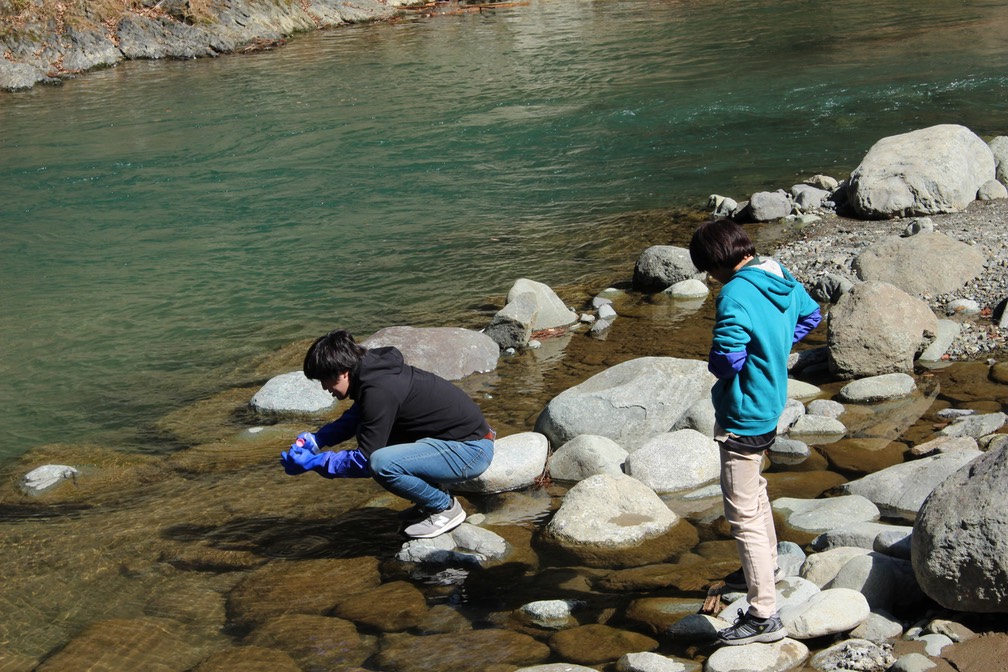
[280,329,495,539]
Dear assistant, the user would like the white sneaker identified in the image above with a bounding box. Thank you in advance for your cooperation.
[402,498,466,539]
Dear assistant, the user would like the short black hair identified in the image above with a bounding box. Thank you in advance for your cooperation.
[303,329,367,381]
[689,220,756,273]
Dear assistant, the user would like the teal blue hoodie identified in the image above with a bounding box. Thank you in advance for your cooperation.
[710,257,820,435]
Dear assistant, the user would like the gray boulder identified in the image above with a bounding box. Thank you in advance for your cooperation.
[990,135,1008,186]
[811,273,855,304]
[912,444,1008,613]
[456,432,548,494]
[748,190,793,221]
[633,246,703,291]
[249,371,334,414]
[773,496,880,534]
[791,184,832,211]
[548,435,628,482]
[624,430,719,493]
[779,588,871,640]
[811,522,913,553]
[827,281,938,379]
[705,639,809,672]
[978,179,1008,200]
[542,473,679,550]
[534,357,715,451]
[839,450,982,521]
[838,373,917,404]
[485,278,578,349]
[848,124,996,218]
[852,232,986,298]
[935,411,1007,439]
[363,326,499,380]
[828,552,923,612]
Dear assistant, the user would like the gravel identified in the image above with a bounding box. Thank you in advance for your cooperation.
[769,198,1008,361]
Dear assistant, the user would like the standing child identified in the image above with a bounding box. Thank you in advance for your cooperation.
[688,220,821,646]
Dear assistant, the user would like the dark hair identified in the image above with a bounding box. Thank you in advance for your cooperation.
[303,329,367,381]
[688,220,756,273]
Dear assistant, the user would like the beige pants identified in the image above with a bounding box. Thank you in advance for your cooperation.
[718,439,779,618]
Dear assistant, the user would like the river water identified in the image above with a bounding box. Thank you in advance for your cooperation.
[2,0,1008,456]
[1,0,1008,667]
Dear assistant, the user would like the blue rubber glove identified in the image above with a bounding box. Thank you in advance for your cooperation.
[294,431,319,453]
[280,445,327,474]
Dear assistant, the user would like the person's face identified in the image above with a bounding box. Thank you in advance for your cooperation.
[321,371,350,400]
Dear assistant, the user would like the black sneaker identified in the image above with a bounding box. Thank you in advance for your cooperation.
[717,609,787,646]
[723,566,783,591]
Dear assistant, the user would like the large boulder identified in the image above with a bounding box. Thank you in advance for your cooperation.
[990,135,1008,186]
[363,326,499,380]
[632,246,703,291]
[540,473,691,567]
[851,232,986,298]
[249,371,335,415]
[839,449,983,521]
[534,357,715,451]
[455,432,548,494]
[485,278,578,349]
[548,435,628,482]
[827,281,938,379]
[848,124,996,218]
[912,444,1008,613]
[624,429,719,493]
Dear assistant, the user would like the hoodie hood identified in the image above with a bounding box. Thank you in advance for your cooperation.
[730,257,800,312]
[349,346,404,399]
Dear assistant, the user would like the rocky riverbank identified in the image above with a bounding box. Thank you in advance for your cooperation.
[4,123,1008,671]
[0,0,429,91]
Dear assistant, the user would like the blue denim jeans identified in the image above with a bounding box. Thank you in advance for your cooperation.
[368,437,494,512]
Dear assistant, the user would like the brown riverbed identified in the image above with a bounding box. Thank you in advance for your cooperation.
[2,210,1007,671]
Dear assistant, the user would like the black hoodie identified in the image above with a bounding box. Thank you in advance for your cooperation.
[338,346,490,457]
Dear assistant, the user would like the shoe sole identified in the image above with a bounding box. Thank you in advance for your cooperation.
[717,628,787,646]
[404,509,466,539]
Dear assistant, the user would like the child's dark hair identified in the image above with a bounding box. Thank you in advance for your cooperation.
[688,220,756,273]
[303,329,367,380]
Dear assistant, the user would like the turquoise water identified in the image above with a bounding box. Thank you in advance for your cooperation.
[2,0,1008,457]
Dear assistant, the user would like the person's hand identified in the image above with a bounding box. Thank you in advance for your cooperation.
[294,431,319,453]
[280,434,325,475]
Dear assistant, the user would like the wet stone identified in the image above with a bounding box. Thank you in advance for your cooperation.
[617,650,702,672]
[226,557,381,630]
[191,645,301,672]
[414,604,473,634]
[596,561,737,593]
[330,580,429,632]
[372,629,551,672]
[623,596,706,633]
[243,613,372,671]
[548,623,660,665]
[34,617,209,672]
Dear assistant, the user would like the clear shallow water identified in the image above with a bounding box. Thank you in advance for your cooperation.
[2,0,1008,456]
